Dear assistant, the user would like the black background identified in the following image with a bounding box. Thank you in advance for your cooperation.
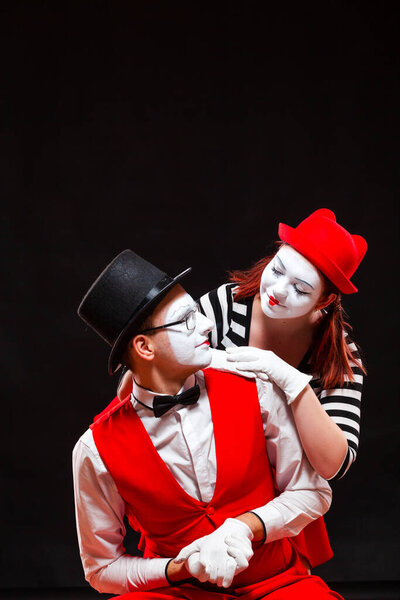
[1,1,399,590]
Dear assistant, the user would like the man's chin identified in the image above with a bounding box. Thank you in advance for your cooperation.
[194,348,213,370]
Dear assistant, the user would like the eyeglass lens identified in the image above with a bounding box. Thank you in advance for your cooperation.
[185,308,197,330]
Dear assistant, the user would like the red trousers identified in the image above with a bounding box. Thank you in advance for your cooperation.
[114,560,343,599]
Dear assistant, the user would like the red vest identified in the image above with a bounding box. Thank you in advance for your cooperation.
[92,369,331,583]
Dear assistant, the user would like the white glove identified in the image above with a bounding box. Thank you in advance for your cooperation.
[185,550,237,587]
[226,347,312,405]
[185,552,208,583]
[207,348,243,374]
[174,518,254,588]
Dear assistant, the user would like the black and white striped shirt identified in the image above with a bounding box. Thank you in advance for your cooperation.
[199,283,363,481]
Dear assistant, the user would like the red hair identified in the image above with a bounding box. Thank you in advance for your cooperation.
[229,244,366,389]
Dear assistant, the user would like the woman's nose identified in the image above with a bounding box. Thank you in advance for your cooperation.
[272,285,288,302]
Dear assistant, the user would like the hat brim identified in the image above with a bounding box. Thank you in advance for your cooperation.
[278,224,358,294]
[108,267,192,374]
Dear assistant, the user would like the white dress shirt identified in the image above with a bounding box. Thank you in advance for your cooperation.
[73,368,332,594]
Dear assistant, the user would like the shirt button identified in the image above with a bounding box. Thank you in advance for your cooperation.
[206,506,215,515]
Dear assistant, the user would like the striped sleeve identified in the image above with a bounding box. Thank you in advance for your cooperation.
[198,284,236,349]
[310,333,364,481]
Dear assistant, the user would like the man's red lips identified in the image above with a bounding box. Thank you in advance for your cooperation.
[268,295,279,306]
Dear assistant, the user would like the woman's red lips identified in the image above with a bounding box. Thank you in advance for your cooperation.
[269,295,279,306]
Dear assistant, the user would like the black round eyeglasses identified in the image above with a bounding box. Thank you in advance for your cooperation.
[139,305,199,334]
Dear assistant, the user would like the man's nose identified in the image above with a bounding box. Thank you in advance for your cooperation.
[198,312,214,335]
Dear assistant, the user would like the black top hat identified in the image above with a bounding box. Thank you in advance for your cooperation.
[78,250,191,374]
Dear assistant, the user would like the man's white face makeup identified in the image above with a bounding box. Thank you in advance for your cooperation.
[259,245,324,319]
[164,292,214,368]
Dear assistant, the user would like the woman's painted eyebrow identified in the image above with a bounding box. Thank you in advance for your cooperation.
[275,256,313,288]
[276,255,286,270]
[294,277,314,289]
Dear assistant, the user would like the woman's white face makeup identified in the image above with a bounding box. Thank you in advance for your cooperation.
[259,245,324,319]
[164,291,214,368]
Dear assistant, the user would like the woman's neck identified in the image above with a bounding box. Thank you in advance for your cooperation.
[249,295,320,365]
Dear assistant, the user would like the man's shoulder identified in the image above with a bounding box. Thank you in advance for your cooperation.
[80,427,94,444]
[92,395,125,425]
[256,377,289,416]
[73,426,109,477]
[73,426,97,459]
[74,395,129,456]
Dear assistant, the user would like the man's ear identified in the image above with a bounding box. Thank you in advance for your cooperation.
[315,292,337,312]
[131,334,155,362]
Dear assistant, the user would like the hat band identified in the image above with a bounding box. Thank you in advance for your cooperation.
[128,274,174,328]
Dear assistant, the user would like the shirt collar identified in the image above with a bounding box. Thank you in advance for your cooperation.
[131,373,197,413]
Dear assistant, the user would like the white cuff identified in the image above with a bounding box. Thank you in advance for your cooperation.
[250,504,285,544]
[286,373,313,405]
[127,557,170,591]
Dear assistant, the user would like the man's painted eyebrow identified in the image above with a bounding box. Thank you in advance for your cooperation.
[294,277,314,289]
[170,303,195,319]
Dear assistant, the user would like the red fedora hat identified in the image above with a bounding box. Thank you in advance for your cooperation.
[278,208,367,294]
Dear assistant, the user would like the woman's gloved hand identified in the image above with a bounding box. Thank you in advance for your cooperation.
[208,348,243,374]
[226,347,312,405]
[174,518,254,588]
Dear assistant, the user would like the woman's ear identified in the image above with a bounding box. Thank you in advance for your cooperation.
[315,292,337,312]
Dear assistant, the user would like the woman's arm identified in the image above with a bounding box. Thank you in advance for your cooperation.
[290,385,349,480]
[225,344,363,481]
[299,333,363,480]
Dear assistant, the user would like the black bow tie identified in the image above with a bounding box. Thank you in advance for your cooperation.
[153,384,200,418]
